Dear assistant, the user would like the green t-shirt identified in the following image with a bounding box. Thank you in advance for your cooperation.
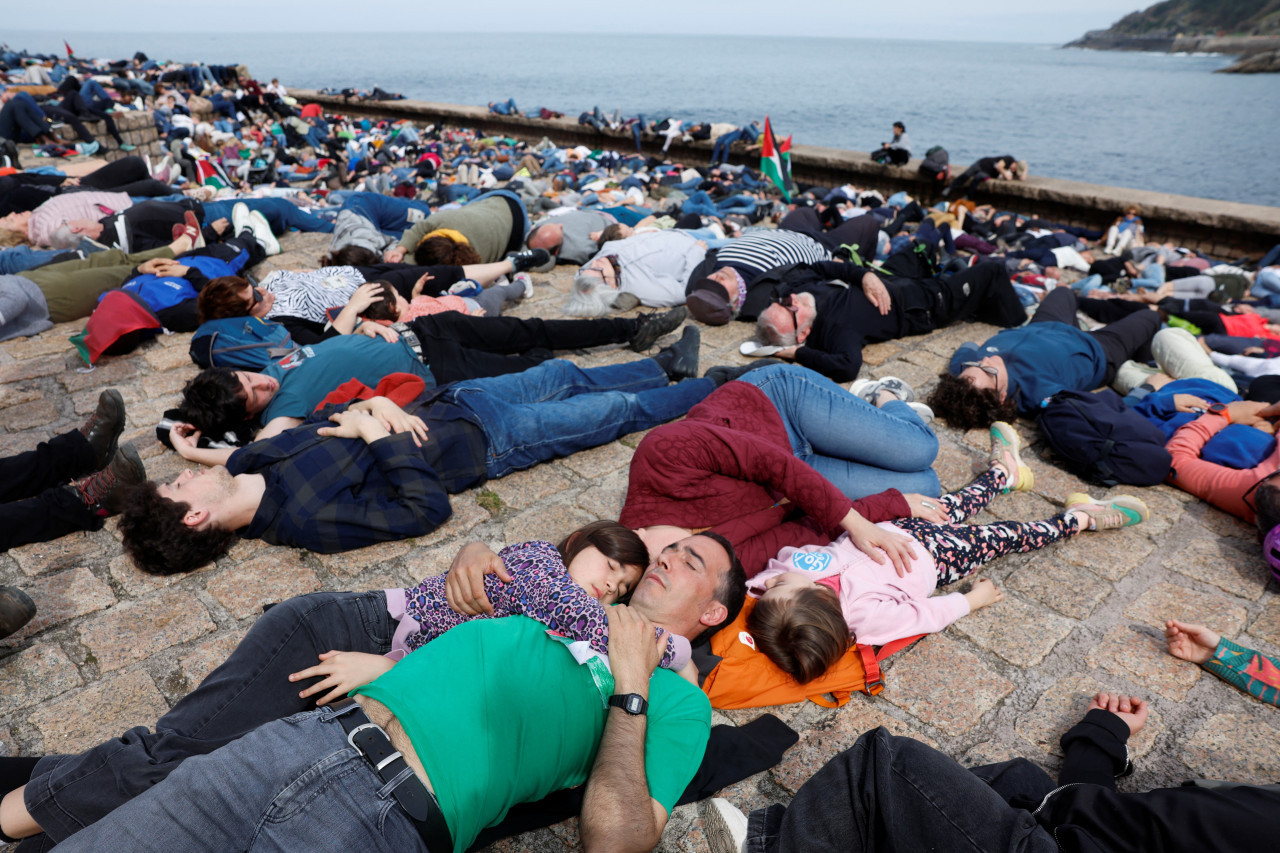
[356,616,710,853]
[260,334,433,423]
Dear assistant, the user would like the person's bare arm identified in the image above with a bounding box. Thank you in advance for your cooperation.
[256,415,303,440]
[170,423,235,467]
[580,606,669,853]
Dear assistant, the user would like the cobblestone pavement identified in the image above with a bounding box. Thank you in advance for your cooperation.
[2,230,1278,852]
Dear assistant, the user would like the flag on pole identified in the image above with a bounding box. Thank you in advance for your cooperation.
[759,117,795,202]
[64,41,75,59]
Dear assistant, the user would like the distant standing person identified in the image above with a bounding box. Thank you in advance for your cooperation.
[942,154,1026,197]
[871,122,910,166]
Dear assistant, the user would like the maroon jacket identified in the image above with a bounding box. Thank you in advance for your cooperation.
[620,381,911,576]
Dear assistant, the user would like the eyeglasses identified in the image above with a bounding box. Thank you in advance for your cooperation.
[961,361,999,379]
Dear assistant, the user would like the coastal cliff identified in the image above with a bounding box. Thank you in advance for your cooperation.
[1066,0,1280,69]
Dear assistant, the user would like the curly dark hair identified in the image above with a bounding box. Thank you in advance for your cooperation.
[692,531,748,646]
[116,482,236,575]
[414,235,481,266]
[319,245,380,266]
[925,372,1018,431]
[176,368,249,435]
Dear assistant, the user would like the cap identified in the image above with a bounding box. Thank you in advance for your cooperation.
[685,279,733,325]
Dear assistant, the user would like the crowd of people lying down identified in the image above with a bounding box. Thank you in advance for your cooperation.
[2,44,1280,853]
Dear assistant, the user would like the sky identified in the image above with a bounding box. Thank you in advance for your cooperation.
[5,0,1153,42]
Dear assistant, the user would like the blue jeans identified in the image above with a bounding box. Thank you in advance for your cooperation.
[0,245,65,275]
[79,79,115,112]
[737,364,940,499]
[711,129,746,163]
[490,98,517,115]
[50,707,425,853]
[205,197,335,235]
[448,359,714,479]
[1259,244,1280,270]
[1251,267,1280,299]
[1071,273,1106,295]
[337,192,432,235]
[24,591,395,843]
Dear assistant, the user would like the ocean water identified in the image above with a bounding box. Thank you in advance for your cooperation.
[11,31,1280,207]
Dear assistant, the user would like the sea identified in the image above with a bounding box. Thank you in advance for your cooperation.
[9,31,1280,208]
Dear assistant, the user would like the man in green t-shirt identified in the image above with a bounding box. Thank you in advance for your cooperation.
[37,534,743,853]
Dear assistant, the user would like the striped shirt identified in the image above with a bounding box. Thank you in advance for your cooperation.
[260,265,365,322]
[713,229,831,280]
[29,191,131,248]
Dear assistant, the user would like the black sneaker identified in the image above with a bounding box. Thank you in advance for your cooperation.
[704,359,781,387]
[652,326,700,381]
[628,306,688,352]
[507,247,551,272]
[71,443,145,516]
[0,586,36,640]
[80,389,126,470]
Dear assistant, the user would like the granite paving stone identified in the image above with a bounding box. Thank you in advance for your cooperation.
[557,440,635,480]
[28,669,170,754]
[178,628,248,690]
[1054,531,1155,581]
[0,567,116,645]
[1006,557,1112,620]
[205,552,322,620]
[316,539,413,576]
[881,634,1014,736]
[1015,673,1161,760]
[1162,538,1271,601]
[0,645,82,717]
[1181,713,1280,782]
[1125,583,1248,636]
[79,587,217,672]
[1247,594,1280,649]
[1084,624,1202,701]
[951,593,1076,667]
[489,464,575,510]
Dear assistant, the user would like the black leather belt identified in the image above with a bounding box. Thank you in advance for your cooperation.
[330,698,454,851]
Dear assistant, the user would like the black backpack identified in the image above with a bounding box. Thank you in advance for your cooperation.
[1037,389,1171,487]
[919,146,950,183]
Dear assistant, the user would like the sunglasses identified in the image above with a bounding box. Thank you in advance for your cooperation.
[961,361,999,380]
[246,287,264,307]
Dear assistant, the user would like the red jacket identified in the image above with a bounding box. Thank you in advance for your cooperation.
[620,381,911,575]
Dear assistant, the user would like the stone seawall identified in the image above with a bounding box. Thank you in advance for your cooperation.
[294,90,1280,260]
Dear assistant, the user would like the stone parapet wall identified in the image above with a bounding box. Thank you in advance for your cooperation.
[50,102,216,163]
[293,90,1280,260]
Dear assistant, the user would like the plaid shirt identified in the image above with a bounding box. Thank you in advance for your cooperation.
[226,394,487,553]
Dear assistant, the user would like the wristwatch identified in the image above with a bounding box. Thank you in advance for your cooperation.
[1208,403,1231,423]
[608,693,648,716]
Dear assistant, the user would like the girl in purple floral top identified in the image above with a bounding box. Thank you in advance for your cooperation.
[291,521,692,703]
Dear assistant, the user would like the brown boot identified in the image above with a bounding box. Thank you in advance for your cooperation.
[0,586,36,640]
[79,389,126,470]
[71,442,145,516]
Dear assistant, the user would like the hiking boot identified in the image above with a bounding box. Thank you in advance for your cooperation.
[506,247,551,273]
[71,443,145,516]
[705,359,781,387]
[80,389,126,470]
[0,586,36,640]
[652,326,700,381]
[1065,494,1149,531]
[703,798,748,853]
[628,306,687,352]
[989,421,1033,492]
[849,376,916,406]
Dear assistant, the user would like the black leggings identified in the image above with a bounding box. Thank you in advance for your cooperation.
[58,91,122,144]
[76,156,173,198]
[1031,288,1160,384]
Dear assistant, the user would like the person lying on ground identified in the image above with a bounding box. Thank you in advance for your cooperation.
[942,154,1027,197]
[1162,399,1280,524]
[384,190,532,265]
[0,524,739,848]
[927,287,1163,429]
[126,352,713,569]
[704,691,1280,853]
[174,306,691,439]
[524,208,617,264]
[565,228,708,316]
[9,582,735,853]
[751,259,1025,383]
[1165,619,1280,708]
[745,422,1147,682]
[619,363,943,576]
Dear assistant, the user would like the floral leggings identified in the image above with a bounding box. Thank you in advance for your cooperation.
[894,469,1080,586]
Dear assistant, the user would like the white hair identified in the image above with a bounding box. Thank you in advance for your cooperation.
[563,271,620,317]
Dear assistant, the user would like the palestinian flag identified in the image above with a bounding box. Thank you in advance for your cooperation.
[759,118,795,202]
[64,41,75,59]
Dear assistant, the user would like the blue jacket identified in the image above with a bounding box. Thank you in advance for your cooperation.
[1129,377,1275,469]
[949,321,1105,413]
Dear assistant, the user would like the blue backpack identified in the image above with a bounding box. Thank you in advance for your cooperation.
[1037,389,1172,487]
[189,316,298,369]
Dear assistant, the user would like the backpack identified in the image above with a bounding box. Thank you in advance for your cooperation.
[919,146,950,183]
[189,316,298,369]
[71,290,164,365]
[700,597,921,710]
[1038,389,1172,487]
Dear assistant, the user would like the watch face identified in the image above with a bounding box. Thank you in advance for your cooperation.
[626,695,643,714]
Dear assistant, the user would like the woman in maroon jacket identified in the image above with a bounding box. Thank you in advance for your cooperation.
[620,364,947,576]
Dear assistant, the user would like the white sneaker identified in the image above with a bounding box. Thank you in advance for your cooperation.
[247,209,281,256]
[703,798,748,853]
[514,272,534,300]
[231,201,251,238]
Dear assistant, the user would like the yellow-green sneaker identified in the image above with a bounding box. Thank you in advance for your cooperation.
[1065,493,1149,530]
[989,421,1033,492]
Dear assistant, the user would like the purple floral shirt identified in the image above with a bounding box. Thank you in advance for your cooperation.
[396,540,690,670]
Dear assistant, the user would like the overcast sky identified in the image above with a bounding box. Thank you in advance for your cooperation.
[7,0,1151,42]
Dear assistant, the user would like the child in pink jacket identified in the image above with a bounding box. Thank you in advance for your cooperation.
[745,423,1150,683]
